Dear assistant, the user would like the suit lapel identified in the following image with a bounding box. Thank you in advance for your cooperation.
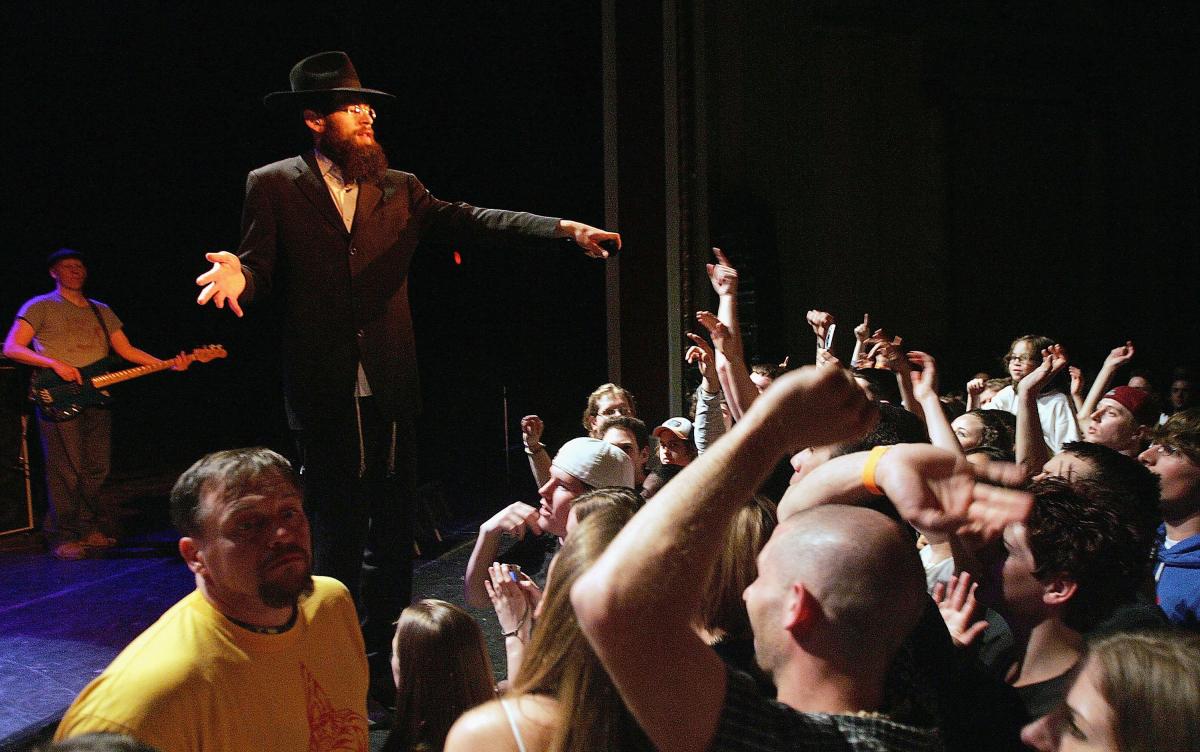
[352,181,382,238]
[294,154,351,236]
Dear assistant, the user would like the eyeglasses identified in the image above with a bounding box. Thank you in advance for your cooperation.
[1005,355,1038,364]
[330,104,377,120]
[1147,443,1180,457]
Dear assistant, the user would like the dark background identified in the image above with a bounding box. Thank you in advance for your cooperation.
[3,2,610,518]
[3,2,1198,526]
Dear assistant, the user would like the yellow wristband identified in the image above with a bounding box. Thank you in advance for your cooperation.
[862,445,892,496]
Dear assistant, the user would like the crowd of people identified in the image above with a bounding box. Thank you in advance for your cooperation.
[42,243,1200,752]
[26,50,1200,752]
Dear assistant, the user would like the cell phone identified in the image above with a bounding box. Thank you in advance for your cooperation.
[823,323,836,351]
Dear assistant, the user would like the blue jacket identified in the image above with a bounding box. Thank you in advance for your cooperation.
[1155,524,1200,629]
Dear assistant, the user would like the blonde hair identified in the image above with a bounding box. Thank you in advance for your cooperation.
[581,383,637,434]
[697,495,777,641]
[509,506,653,752]
[1090,630,1200,752]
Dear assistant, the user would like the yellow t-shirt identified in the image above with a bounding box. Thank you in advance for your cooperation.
[55,576,368,752]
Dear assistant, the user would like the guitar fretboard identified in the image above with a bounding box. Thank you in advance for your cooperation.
[90,361,177,388]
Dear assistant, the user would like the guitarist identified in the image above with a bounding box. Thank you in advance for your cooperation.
[3,248,189,560]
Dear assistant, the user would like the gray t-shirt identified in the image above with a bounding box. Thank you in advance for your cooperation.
[16,292,122,367]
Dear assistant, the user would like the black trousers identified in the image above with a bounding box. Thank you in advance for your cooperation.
[297,395,414,681]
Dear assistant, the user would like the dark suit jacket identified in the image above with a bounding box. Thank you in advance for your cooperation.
[237,153,561,431]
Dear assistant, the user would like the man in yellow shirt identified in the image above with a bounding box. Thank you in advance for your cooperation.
[55,447,368,752]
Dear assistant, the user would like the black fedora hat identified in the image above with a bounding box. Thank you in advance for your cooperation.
[263,51,395,109]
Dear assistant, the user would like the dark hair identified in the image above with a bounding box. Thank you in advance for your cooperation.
[596,415,650,452]
[751,362,785,380]
[851,367,902,405]
[1058,441,1161,542]
[1025,477,1155,631]
[968,408,1016,453]
[834,402,930,457]
[939,394,967,421]
[384,600,495,752]
[169,448,298,537]
[965,444,1015,463]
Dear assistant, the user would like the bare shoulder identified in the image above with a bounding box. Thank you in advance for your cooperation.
[445,694,558,752]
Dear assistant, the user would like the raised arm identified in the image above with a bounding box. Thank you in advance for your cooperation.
[707,247,742,352]
[1077,341,1135,426]
[463,502,544,608]
[686,332,727,453]
[806,309,835,364]
[908,351,961,455]
[850,313,870,367]
[571,366,877,752]
[520,415,551,487]
[1014,346,1065,477]
[697,311,758,421]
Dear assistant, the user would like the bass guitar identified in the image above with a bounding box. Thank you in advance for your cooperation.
[30,345,227,421]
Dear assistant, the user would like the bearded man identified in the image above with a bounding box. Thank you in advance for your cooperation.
[194,51,619,698]
[56,448,369,752]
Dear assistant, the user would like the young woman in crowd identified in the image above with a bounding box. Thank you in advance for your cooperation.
[1021,630,1200,751]
[446,505,654,752]
[383,600,496,752]
[984,335,1080,453]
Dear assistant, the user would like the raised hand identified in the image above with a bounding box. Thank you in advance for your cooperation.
[195,251,246,317]
[696,311,733,354]
[521,415,544,450]
[685,332,718,385]
[753,365,878,451]
[873,444,1033,537]
[485,562,534,637]
[854,313,871,343]
[932,572,989,648]
[1103,340,1135,369]
[1068,366,1084,398]
[559,220,621,258]
[908,351,939,402]
[1016,344,1068,397]
[480,501,543,540]
[705,247,739,297]
[806,310,835,345]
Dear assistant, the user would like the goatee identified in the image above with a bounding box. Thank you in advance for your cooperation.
[320,127,388,183]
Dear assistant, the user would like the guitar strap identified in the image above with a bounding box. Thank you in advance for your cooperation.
[85,299,113,356]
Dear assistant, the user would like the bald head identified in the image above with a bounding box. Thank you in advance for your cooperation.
[765,506,926,663]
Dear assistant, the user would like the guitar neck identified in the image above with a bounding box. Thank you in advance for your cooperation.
[90,359,182,389]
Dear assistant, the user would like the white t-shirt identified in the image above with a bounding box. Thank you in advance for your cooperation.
[985,386,1080,454]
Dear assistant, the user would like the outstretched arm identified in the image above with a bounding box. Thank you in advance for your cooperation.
[557,219,621,258]
[1077,341,1135,427]
[572,367,877,752]
[107,331,190,371]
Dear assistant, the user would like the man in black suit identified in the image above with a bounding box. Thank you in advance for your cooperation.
[196,51,619,695]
